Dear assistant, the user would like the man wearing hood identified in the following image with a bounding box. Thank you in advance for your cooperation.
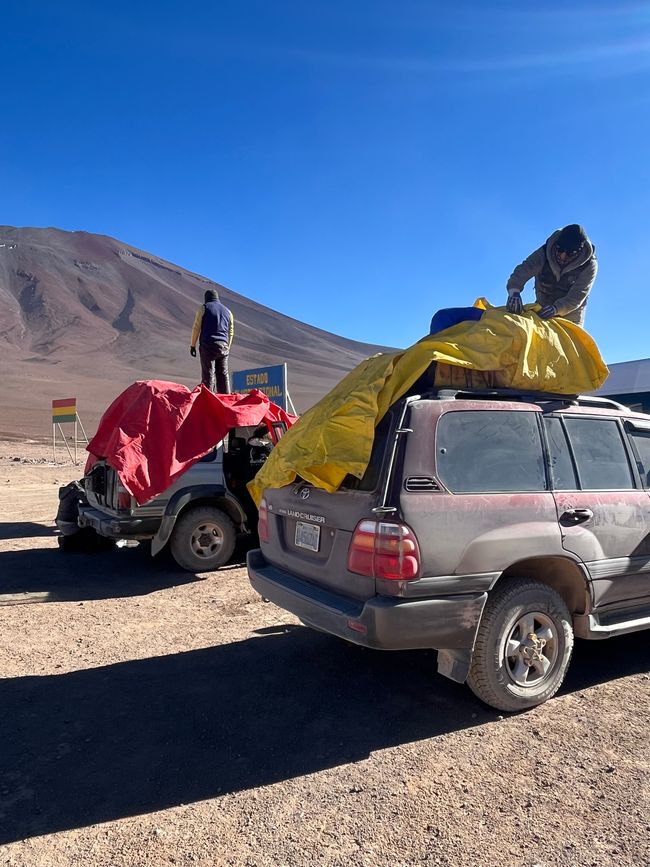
[190,289,234,393]
[506,224,597,326]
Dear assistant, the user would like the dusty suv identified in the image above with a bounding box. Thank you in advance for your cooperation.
[248,388,650,711]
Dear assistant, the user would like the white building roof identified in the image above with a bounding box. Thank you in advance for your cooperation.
[595,358,650,395]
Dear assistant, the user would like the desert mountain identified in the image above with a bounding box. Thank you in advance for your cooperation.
[0,226,390,441]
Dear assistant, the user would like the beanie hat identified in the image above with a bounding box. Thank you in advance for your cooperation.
[556,224,587,253]
[204,289,219,302]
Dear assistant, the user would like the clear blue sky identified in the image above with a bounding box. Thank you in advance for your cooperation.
[1,2,648,361]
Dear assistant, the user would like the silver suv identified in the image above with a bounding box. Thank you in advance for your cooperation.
[79,425,275,572]
[248,388,650,711]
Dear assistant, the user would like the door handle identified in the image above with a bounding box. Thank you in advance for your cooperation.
[559,508,593,526]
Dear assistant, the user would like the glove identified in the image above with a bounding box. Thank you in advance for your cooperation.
[190,346,197,357]
[538,304,557,320]
[506,291,523,314]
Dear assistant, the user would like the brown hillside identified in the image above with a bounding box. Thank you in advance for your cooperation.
[0,227,392,442]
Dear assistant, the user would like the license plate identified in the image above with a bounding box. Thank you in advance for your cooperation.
[295,521,320,552]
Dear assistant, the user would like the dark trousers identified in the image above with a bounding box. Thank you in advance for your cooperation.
[200,342,231,394]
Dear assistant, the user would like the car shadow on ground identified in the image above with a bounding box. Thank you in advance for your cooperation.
[0,521,58,540]
[1,625,648,843]
[0,543,200,602]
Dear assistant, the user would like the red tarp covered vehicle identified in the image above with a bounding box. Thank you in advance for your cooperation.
[86,380,296,505]
[74,381,297,572]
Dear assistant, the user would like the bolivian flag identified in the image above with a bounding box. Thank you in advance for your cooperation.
[52,398,77,424]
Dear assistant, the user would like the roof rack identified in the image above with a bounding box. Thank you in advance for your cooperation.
[424,388,629,412]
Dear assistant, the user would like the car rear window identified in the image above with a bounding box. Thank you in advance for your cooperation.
[436,410,547,493]
[340,410,394,492]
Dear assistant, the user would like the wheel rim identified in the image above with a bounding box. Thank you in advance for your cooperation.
[503,611,559,688]
[190,521,224,560]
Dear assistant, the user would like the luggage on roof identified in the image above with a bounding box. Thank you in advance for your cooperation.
[247,302,609,505]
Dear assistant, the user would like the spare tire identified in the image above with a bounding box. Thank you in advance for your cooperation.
[55,480,86,535]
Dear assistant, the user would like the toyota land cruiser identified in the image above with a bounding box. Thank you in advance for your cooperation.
[247,388,650,711]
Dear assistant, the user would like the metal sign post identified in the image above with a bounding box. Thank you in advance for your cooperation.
[51,398,89,464]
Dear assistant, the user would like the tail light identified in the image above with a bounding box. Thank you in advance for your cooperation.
[258,497,270,543]
[347,520,420,580]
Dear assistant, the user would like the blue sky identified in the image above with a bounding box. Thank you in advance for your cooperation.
[1,1,648,361]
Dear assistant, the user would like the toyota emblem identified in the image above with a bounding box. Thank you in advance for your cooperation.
[299,487,310,500]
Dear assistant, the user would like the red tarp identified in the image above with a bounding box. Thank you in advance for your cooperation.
[86,380,297,505]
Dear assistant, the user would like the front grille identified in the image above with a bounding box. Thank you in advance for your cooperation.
[87,462,122,509]
[88,464,107,497]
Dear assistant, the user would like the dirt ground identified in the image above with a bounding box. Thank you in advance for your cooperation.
[1,442,649,867]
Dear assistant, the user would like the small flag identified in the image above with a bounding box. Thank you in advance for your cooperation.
[52,398,77,424]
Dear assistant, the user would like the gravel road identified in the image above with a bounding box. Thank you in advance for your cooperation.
[1,445,649,867]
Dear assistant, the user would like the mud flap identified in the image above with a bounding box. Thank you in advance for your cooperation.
[437,648,472,683]
[151,515,177,557]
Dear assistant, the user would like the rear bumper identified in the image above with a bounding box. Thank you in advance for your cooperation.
[78,505,160,540]
[247,548,487,651]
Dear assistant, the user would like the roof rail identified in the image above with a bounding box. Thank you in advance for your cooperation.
[431,388,578,404]
[419,388,630,413]
[573,395,629,412]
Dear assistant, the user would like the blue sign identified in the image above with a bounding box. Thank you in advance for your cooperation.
[232,363,289,410]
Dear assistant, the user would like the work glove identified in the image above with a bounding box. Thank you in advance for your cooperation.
[506,291,523,314]
[538,304,557,320]
[190,346,197,357]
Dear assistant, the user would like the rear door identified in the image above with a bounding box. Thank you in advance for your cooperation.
[263,486,380,600]
[261,409,398,602]
[547,414,650,608]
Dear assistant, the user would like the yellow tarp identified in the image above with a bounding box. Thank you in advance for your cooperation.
[248,303,608,506]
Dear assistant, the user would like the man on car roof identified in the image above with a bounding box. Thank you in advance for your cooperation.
[506,224,597,326]
[190,288,234,393]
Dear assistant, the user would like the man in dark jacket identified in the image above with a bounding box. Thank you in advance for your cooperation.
[190,289,234,393]
[506,224,597,326]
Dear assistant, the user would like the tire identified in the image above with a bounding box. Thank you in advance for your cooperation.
[467,579,574,712]
[169,506,236,573]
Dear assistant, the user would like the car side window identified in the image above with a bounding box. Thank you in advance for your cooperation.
[199,447,218,463]
[436,410,547,493]
[543,417,578,490]
[628,430,650,487]
[564,418,634,490]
